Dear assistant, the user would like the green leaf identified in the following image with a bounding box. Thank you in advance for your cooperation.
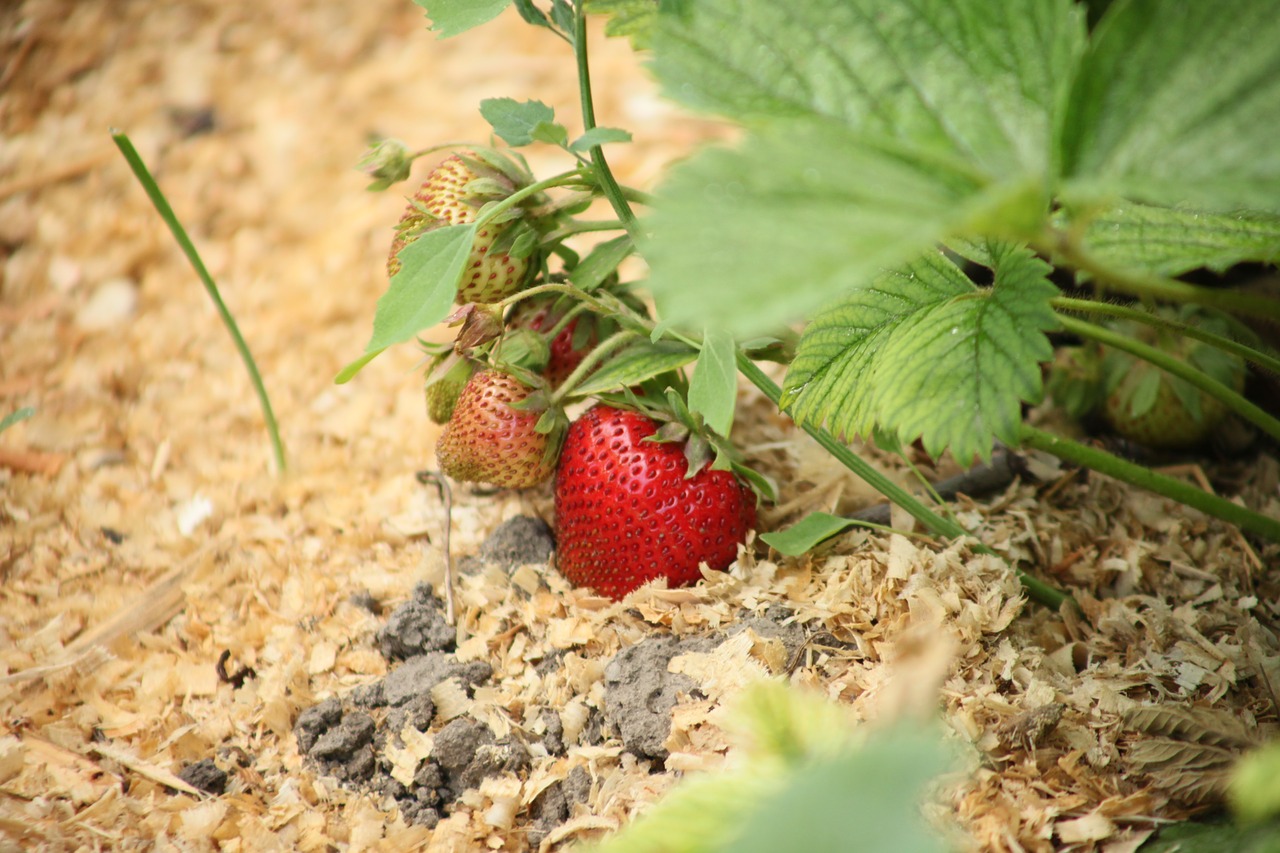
[585,0,661,49]
[337,224,474,383]
[414,0,510,37]
[688,326,738,437]
[782,245,1058,464]
[646,120,1047,336]
[479,98,556,147]
[1059,203,1280,277]
[1139,817,1280,853]
[0,407,34,435]
[725,733,952,853]
[569,127,633,152]
[571,339,698,396]
[653,0,1084,176]
[759,512,862,557]
[569,235,633,292]
[530,121,570,147]
[1060,0,1280,213]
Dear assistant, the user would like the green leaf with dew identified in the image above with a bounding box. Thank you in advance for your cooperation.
[1056,203,1280,278]
[783,245,1058,465]
[1060,0,1280,214]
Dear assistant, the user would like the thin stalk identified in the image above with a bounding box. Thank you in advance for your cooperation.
[472,168,591,230]
[539,219,627,244]
[1040,229,1280,323]
[1054,296,1280,377]
[572,1,644,245]
[550,329,639,406]
[1020,425,1280,542]
[112,131,287,475]
[737,355,1074,611]
[1058,314,1280,445]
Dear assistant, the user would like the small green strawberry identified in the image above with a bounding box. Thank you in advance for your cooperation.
[436,369,557,488]
[424,358,476,425]
[387,151,537,305]
[553,405,757,600]
[1100,310,1247,451]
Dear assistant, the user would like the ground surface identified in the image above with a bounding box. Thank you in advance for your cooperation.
[3,2,1280,851]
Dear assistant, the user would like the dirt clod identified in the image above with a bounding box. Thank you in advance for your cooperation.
[177,759,227,796]
[478,514,555,569]
[377,582,456,660]
[603,635,713,761]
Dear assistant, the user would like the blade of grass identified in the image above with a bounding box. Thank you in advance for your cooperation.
[111,130,286,474]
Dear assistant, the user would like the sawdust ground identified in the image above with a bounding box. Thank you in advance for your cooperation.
[3,2,1280,851]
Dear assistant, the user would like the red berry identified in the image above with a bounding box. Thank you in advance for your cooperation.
[553,406,757,600]
[436,370,554,488]
[508,298,595,388]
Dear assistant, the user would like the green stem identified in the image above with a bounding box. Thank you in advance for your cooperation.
[496,281,612,316]
[1053,296,1280,377]
[472,168,590,231]
[1020,425,1280,542]
[1040,229,1280,323]
[550,329,639,407]
[112,131,287,475]
[1057,314,1280,445]
[572,1,644,245]
[736,355,1074,611]
[539,219,626,245]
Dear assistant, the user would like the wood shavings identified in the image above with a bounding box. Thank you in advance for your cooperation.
[4,0,1280,849]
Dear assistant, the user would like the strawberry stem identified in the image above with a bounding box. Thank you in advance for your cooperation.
[549,329,640,406]
[1057,314,1280,445]
[1053,297,1280,377]
[572,0,644,246]
[1019,425,1280,543]
[1039,228,1280,323]
[471,168,591,231]
[736,354,1076,612]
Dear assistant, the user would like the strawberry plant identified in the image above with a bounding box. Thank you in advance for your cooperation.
[340,0,1280,616]
[333,0,1280,848]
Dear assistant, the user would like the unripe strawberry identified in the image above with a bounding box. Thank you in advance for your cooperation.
[388,153,534,305]
[1101,311,1247,451]
[424,359,476,425]
[436,370,554,488]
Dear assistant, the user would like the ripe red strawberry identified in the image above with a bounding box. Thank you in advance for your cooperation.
[436,370,554,488]
[387,153,533,305]
[508,298,596,388]
[554,406,757,600]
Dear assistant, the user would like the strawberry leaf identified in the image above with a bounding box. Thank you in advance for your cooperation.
[585,0,660,49]
[337,224,475,383]
[1056,203,1280,278]
[688,326,738,438]
[646,120,1047,335]
[531,121,570,147]
[416,0,510,38]
[1060,0,1280,213]
[571,339,699,396]
[569,127,632,152]
[782,244,1058,465]
[760,512,863,557]
[569,235,633,291]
